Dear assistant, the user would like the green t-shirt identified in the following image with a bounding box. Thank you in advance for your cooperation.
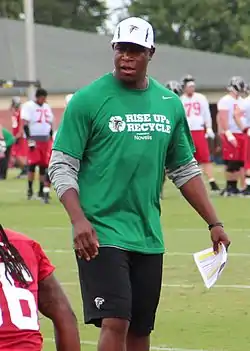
[2,128,15,147]
[54,73,195,254]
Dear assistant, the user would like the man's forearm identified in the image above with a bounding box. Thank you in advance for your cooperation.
[38,274,81,351]
[218,111,229,132]
[53,306,80,351]
[167,159,219,225]
[23,124,30,138]
[54,320,80,351]
[234,108,246,131]
[61,188,86,224]
[204,112,212,129]
[180,175,220,225]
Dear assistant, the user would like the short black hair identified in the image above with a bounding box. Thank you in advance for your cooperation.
[36,88,48,98]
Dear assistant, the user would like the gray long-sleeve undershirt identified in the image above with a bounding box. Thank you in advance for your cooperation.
[48,150,201,200]
[48,151,80,199]
[166,158,201,188]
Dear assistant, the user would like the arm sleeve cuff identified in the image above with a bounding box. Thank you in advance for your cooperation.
[166,158,202,188]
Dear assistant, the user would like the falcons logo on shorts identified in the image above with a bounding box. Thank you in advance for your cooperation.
[94,297,105,310]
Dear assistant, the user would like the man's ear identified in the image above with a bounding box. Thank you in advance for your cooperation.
[149,47,155,60]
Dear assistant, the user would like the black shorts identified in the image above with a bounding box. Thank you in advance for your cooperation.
[76,247,163,336]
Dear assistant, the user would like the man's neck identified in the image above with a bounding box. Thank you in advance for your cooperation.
[113,71,148,90]
[35,101,43,106]
[229,92,238,99]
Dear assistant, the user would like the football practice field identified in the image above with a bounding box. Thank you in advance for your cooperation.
[1,168,250,351]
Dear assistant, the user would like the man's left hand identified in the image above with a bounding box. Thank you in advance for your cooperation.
[28,139,36,148]
[0,139,6,154]
[243,127,250,137]
[205,127,215,139]
[210,226,231,253]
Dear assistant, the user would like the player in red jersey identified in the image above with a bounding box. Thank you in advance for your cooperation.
[217,77,246,196]
[10,97,28,178]
[233,86,250,196]
[180,75,220,193]
[21,88,54,200]
[0,224,81,351]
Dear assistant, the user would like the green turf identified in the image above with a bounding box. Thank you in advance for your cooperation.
[1,168,250,351]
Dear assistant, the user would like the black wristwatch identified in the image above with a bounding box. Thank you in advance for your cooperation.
[208,222,224,231]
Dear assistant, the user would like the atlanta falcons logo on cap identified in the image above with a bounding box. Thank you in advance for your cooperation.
[129,25,139,33]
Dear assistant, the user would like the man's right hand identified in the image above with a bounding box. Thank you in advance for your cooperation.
[243,127,250,137]
[225,130,237,148]
[0,139,6,154]
[73,217,99,261]
[28,139,36,148]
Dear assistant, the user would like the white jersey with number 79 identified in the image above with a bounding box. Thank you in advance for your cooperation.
[21,100,54,137]
[180,92,212,131]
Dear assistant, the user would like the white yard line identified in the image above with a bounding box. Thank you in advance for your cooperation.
[161,284,250,290]
[3,189,22,193]
[45,249,72,253]
[43,338,208,351]
[44,249,250,258]
[174,228,249,232]
[164,252,250,258]
[42,226,69,230]
[60,281,250,290]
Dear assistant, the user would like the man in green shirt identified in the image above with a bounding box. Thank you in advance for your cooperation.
[49,17,230,351]
[0,125,15,179]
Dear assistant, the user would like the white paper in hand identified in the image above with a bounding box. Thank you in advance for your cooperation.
[193,244,227,289]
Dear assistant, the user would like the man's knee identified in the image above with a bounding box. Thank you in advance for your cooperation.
[225,160,244,173]
[129,319,155,337]
[98,319,129,351]
[127,330,150,350]
[44,169,50,183]
[39,166,46,176]
[102,318,129,336]
[28,164,36,173]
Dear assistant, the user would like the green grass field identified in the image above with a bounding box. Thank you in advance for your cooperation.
[1,168,250,351]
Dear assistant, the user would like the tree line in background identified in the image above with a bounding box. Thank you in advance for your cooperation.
[0,0,107,33]
[128,0,250,58]
[1,0,250,58]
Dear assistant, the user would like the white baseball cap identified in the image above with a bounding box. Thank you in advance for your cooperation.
[186,81,195,87]
[111,17,155,49]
